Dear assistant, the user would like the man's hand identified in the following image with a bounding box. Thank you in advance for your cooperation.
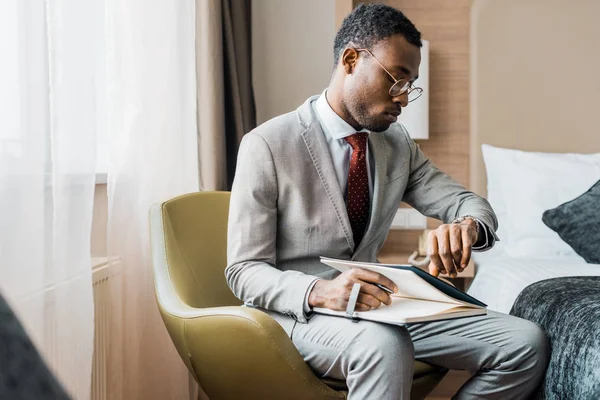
[308,268,398,312]
[427,219,478,278]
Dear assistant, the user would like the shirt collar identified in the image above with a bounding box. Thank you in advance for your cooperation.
[315,89,369,140]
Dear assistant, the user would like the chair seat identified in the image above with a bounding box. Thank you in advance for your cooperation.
[319,360,444,391]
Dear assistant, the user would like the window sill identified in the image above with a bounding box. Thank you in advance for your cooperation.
[92,257,109,271]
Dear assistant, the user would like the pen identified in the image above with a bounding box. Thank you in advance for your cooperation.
[374,283,394,294]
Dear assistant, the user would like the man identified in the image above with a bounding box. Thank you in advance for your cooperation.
[227,4,548,399]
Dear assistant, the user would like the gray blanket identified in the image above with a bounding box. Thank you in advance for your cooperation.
[0,293,70,400]
[510,276,600,400]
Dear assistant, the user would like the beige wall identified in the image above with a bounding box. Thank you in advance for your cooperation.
[360,0,472,188]
[252,0,336,124]
[470,0,600,196]
[335,0,353,29]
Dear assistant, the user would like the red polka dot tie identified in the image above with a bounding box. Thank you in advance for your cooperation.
[344,132,370,247]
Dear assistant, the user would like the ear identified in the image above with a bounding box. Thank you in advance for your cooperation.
[341,47,360,75]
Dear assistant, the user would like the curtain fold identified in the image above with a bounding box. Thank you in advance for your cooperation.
[197,0,256,191]
[105,0,200,399]
[222,0,256,189]
[196,0,227,191]
[0,0,97,398]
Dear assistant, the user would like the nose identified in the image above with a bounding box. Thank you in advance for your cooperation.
[392,91,409,108]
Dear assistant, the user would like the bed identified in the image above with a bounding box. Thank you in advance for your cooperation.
[467,1,600,398]
[467,0,600,308]
[468,250,600,314]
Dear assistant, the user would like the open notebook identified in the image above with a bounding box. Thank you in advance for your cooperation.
[314,257,487,324]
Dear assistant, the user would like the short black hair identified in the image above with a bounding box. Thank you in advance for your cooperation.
[333,3,422,66]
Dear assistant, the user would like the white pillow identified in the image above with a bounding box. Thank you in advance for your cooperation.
[481,145,509,243]
[481,144,600,259]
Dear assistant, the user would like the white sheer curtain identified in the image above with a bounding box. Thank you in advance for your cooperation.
[0,0,98,398]
[105,0,200,398]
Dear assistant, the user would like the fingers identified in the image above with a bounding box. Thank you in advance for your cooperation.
[342,293,384,312]
[357,293,383,308]
[359,282,392,305]
[351,268,398,293]
[428,261,440,277]
[449,224,463,274]
[437,229,457,277]
[339,269,395,310]
[460,227,472,271]
[348,269,394,306]
[430,225,475,278]
[355,301,372,312]
[427,230,445,275]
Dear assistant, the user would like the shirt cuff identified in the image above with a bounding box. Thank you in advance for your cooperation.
[303,279,320,317]
[471,218,495,251]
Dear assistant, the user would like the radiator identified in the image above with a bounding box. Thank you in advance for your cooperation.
[91,258,110,400]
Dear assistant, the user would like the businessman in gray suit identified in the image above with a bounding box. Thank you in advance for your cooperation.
[227,4,548,399]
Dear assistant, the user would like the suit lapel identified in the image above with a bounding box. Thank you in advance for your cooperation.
[296,96,392,255]
[353,132,388,257]
[301,121,355,251]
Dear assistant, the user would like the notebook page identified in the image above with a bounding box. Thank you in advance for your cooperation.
[355,297,463,319]
[320,257,469,306]
[313,297,484,324]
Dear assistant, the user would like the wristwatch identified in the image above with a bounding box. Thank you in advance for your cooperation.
[451,215,480,237]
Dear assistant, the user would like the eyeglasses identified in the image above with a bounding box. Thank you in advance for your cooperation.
[356,48,423,103]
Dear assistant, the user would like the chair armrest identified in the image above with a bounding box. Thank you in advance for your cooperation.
[159,305,344,400]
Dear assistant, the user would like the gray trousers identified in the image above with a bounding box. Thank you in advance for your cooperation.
[288,310,549,400]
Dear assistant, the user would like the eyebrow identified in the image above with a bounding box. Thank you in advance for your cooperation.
[391,65,418,82]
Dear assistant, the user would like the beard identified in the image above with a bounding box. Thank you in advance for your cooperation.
[345,92,392,133]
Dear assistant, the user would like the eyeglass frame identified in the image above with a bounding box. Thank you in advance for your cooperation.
[355,48,423,103]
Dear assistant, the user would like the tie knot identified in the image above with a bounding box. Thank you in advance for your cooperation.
[344,132,369,152]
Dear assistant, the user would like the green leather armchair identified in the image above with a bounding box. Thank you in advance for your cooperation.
[149,191,447,400]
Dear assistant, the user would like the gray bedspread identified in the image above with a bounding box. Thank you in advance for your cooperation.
[510,276,600,400]
[0,293,71,399]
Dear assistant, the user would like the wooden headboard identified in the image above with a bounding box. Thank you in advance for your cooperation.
[470,0,600,196]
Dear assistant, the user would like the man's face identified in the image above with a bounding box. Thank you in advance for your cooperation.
[341,35,421,132]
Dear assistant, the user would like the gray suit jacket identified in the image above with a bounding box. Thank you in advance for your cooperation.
[226,95,498,331]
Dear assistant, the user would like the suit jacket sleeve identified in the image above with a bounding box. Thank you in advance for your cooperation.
[401,137,499,248]
[226,133,318,323]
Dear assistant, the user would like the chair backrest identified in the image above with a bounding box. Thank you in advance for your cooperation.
[151,191,241,309]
